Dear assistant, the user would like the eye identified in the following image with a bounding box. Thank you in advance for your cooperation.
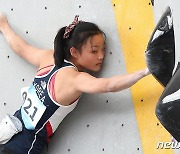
[92,50,97,54]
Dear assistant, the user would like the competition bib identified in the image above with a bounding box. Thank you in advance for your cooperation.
[21,85,46,130]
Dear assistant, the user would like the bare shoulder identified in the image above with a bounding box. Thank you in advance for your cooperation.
[56,66,80,79]
[54,67,82,104]
[55,67,81,88]
[39,49,54,66]
[40,49,54,60]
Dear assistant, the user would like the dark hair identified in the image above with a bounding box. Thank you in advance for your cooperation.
[54,22,105,67]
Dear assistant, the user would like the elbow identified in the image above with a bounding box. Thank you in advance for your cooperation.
[107,86,119,93]
[106,80,117,93]
[107,85,125,93]
[99,78,122,93]
[105,78,126,93]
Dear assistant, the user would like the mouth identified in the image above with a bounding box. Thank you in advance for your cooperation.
[96,63,102,66]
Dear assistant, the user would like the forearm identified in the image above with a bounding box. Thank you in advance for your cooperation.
[107,69,147,92]
[75,68,150,93]
[1,23,28,57]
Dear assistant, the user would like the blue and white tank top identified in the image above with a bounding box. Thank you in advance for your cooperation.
[20,60,80,132]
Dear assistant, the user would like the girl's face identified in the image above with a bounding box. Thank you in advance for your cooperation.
[76,34,106,72]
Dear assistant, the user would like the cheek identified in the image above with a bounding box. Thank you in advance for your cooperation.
[80,54,96,68]
[81,53,94,63]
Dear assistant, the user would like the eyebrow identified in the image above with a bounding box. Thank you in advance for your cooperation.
[91,45,99,48]
[91,44,106,48]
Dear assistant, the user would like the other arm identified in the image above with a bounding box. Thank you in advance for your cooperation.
[0,13,46,67]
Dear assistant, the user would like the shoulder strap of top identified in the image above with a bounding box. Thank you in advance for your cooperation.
[63,59,78,71]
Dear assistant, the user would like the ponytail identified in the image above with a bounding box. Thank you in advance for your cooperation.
[53,27,67,67]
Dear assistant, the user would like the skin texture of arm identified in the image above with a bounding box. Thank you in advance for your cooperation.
[72,68,149,94]
[0,13,46,67]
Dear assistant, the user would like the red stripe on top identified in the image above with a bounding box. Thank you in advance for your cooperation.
[37,66,78,104]
[37,70,58,102]
[45,121,53,142]
[37,70,51,76]
[37,64,54,72]
[49,73,57,102]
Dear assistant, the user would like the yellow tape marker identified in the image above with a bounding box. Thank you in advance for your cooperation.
[112,0,173,153]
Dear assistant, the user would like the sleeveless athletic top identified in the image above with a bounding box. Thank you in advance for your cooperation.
[20,60,80,133]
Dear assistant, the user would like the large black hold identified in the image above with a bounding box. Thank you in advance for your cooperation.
[156,64,180,142]
[147,7,180,142]
[145,7,175,87]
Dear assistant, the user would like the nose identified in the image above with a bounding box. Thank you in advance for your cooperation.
[98,50,104,60]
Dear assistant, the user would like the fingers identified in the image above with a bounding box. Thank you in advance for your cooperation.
[144,67,151,76]
[0,12,8,32]
[0,12,6,19]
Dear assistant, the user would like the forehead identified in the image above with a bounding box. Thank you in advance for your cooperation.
[86,34,105,47]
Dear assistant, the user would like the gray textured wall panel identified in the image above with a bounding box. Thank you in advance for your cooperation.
[0,0,142,154]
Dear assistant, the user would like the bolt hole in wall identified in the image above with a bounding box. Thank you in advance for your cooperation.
[151,0,154,6]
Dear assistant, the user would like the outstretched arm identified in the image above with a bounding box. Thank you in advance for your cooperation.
[74,68,150,93]
[0,13,45,67]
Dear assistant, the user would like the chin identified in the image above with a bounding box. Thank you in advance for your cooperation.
[85,65,102,72]
[91,66,102,72]
[92,70,100,72]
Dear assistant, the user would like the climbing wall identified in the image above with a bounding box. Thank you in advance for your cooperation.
[0,0,177,154]
[112,0,175,154]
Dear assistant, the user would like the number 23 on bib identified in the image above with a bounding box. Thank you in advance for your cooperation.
[20,85,46,130]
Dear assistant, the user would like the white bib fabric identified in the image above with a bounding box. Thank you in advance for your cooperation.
[21,85,46,130]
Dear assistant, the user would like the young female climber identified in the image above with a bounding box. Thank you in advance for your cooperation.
[0,13,150,154]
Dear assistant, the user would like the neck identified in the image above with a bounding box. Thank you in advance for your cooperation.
[68,58,84,72]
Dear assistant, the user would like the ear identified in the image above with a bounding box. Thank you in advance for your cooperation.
[70,47,80,59]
